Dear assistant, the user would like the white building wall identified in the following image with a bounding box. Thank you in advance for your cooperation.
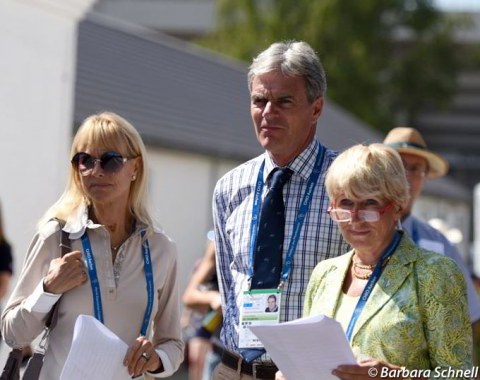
[148,147,237,293]
[0,0,96,364]
[0,0,95,278]
[94,0,216,36]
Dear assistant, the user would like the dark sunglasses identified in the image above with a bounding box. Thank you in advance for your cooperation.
[71,151,132,176]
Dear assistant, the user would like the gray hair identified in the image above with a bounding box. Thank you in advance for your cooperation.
[247,40,327,102]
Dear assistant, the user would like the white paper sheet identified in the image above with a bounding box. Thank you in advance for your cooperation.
[249,314,356,380]
[60,315,131,380]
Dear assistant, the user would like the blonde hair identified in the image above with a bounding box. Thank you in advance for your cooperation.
[325,144,409,208]
[39,112,153,234]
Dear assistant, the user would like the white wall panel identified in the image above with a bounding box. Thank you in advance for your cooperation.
[147,147,237,293]
[0,0,93,277]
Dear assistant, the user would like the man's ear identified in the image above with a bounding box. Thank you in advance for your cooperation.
[311,97,324,124]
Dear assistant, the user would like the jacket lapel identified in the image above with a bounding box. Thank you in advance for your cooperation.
[350,234,420,341]
[320,251,354,318]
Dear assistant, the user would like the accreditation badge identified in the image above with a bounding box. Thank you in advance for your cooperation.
[238,289,281,348]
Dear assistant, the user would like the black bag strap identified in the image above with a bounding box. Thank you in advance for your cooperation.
[22,220,70,380]
[0,348,21,380]
[22,352,48,380]
[45,222,70,330]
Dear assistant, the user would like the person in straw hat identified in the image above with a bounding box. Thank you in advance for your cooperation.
[384,127,480,328]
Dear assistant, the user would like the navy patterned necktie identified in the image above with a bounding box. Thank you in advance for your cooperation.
[251,167,293,289]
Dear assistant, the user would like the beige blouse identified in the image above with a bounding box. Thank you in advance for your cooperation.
[1,205,184,379]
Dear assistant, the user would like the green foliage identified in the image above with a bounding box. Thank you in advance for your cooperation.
[197,0,476,132]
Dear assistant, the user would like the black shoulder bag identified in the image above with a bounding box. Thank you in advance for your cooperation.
[0,222,69,380]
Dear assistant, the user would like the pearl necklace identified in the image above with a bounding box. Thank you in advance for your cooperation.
[352,264,374,280]
[352,255,390,280]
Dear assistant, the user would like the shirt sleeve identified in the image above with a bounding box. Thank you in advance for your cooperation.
[212,182,234,311]
[148,239,184,377]
[24,281,62,313]
[1,224,62,347]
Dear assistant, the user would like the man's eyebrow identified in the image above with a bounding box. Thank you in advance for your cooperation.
[277,95,293,101]
[251,94,293,101]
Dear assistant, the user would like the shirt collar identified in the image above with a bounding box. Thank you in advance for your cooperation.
[400,214,413,233]
[263,139,320,181]
[63,202,147,240]
[63,203,90,239]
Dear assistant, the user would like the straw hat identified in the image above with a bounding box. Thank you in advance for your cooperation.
[383,127,449,179]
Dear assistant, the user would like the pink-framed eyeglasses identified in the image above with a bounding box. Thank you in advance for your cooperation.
[327,203,394,223]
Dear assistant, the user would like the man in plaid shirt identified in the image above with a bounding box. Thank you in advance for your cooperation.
[212,40,348,380]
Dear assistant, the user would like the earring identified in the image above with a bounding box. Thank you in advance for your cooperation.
[396,219,402,230]
[132,175,137,181]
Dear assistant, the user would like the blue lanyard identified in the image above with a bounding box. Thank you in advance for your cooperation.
[345,231,402,341]
[80,230,154,336]
[248,146,325,288]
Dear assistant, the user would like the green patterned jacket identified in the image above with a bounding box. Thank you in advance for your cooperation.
[304,233,472,376]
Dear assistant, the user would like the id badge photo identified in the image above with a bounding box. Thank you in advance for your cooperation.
[238,289,281,349]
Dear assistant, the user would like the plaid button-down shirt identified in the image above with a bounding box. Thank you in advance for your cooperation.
[213,139,349,353]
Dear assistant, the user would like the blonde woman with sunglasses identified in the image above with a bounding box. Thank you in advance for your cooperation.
[1,112,184,379]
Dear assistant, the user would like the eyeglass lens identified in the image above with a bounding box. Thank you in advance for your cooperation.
[328,203,393,223]
[403,164,426,177]
[71,152,126,175]
[329,209,380,222]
